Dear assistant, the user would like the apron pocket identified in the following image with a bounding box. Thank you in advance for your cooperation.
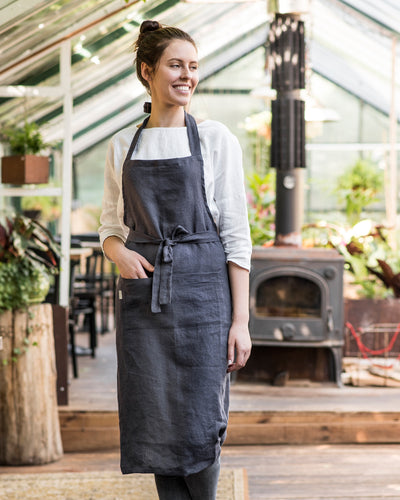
[173,273,230,326]
[119,277,153,316]
[172,275,230,367]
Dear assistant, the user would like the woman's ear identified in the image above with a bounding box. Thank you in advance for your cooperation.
[141,62,152,83]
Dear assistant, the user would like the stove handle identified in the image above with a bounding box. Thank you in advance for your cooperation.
[327,306,334,332]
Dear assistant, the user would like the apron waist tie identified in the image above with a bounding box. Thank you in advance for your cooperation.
[127,225,220,313]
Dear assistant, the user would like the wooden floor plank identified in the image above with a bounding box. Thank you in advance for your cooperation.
[221,445,400,499]
[67,331,400,414]
[58,408,400,450]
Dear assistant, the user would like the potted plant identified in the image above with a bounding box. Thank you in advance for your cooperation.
[0,213,60,311]
[0,213,63,465]
[0,121,51,184]
[302,219,400,362]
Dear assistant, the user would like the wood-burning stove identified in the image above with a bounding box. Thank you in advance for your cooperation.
[250,247,344,384]
[246,2,345,385]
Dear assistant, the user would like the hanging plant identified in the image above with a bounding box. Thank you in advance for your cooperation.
[0,121,51,184]
[1,121,50,155]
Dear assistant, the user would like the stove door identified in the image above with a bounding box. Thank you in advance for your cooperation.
[250,267,330,342]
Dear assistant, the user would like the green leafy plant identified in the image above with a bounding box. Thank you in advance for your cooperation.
[0,214,60,366]
[336,159,383,226]
[240,110,271,173]
[241,110,275,246]
[0,214,60,311]
[0,121,50,155]
[303,220,400,299]
[246,171,276,246]
[21,195,61,222]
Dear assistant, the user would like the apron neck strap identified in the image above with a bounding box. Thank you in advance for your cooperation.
[126,115,150,161]
[185,111,202,157]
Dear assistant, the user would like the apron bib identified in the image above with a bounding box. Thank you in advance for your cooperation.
[116,112,232,476]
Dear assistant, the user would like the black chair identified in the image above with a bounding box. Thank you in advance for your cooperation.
[45,236,98,379]
[69,244,98,378]
[72,233,116,334]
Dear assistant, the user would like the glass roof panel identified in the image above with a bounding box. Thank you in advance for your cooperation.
[0,0,268,148]
[198,47,266,90]
[310,0,400,119]
[342,0,400,35]
[0,0,127,71]
[0,0,399,154]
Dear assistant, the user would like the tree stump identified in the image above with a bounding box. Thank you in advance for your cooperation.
[0,303,63,465]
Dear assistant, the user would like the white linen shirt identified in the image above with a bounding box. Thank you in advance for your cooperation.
[99,119,252,271]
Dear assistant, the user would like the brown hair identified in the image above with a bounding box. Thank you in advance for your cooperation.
[133,20,197,91]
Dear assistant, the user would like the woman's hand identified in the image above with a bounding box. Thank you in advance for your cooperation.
[103,236,154,279]
[116,247,154,279]
[227,320,252,373]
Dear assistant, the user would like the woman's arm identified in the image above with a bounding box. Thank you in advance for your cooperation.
[210,122,252,272]
[205,123,252,371]
[99,138,129,250]
[227,261,252,373]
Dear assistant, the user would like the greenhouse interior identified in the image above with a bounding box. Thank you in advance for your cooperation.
[1,1,400,497]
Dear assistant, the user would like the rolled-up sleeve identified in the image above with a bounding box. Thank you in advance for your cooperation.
[98,138,128,250]
[212,125,252,271]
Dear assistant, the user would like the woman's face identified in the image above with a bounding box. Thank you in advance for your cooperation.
[143,39,199,109]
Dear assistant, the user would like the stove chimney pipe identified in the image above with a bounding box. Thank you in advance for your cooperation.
[268,0,309,246]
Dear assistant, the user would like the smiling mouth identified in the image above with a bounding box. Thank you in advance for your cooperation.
[173,85,190,92]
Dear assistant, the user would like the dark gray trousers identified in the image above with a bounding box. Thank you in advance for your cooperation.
[154,458,220,500]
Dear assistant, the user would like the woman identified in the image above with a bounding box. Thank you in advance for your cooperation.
[99,20,252,500]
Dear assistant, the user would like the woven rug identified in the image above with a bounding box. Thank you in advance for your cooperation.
[0,468,248,500]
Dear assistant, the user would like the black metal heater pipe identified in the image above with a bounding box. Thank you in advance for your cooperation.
[268,5,306,246]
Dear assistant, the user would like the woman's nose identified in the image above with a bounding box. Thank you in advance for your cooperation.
[181,66,191,78]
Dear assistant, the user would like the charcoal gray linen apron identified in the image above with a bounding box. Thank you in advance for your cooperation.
[116,112,232,476]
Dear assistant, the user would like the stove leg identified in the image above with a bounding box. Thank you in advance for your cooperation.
[329,346,343,387]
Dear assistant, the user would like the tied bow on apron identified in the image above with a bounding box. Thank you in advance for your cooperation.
[128,225,220,313]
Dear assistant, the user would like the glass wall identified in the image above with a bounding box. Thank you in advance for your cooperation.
[305,73,397,224]
[72,47,399,233]
[72,47,268,227]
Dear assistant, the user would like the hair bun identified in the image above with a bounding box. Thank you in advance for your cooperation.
[140,20,162,34]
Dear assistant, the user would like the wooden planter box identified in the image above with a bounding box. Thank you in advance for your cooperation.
[0,304,63,465]
[1,155,49,184]
[344,298,400,357]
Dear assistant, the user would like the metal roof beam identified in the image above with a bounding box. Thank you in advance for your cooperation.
[0,0,56,35]
[0,85,63,98]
